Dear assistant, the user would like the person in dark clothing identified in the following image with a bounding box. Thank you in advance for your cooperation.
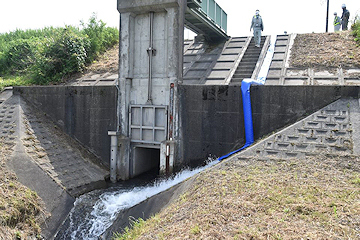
[250,10,264,47]
[341,4,350,30]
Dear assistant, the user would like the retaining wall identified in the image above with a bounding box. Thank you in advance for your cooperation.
[14,86,118,167]
[180,85,360,164]
[13,85,360,170]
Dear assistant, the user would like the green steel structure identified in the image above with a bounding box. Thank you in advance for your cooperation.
[186,0,229,41]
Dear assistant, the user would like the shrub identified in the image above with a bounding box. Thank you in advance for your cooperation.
[351,16,360,45]
[30,27,90,84]
[81,13,119,62]
[0,15,118,86]
[5,38,39,73]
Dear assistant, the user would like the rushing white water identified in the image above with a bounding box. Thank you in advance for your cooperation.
[63,159,217,240]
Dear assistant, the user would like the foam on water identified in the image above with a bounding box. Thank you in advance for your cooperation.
[66,159,217,239]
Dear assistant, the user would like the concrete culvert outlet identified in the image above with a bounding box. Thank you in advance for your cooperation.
[131,146,160,178]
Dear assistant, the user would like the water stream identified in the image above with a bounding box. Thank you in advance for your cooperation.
[55,159,217,240]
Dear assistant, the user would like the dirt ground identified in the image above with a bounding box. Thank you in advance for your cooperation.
[85,45,119,74]
[290,31,360,69]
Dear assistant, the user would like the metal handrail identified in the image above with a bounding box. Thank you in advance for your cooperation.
[199,0,227,33]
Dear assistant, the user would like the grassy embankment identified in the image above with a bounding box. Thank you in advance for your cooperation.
[0,143,47,239]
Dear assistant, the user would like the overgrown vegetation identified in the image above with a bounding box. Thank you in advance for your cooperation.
[0,14,118,90]
[113,154,360,239]
[351,16,360,45]
[0,142,48,239]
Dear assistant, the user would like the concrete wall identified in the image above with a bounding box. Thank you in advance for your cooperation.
[14,86,118,168]
[13,85,360,171]
[180,85,360,165]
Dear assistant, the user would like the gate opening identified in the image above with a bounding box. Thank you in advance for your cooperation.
[131,146,160,178]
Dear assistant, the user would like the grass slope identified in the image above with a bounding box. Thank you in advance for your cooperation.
[115,154,360,239]
[0,143,47,239]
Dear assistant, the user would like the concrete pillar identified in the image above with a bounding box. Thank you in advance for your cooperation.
[160,140,176,175]
[118,137,130,180]
[117,0,185,180]
[108,131,120,183]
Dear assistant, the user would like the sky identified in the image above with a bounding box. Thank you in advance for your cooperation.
[219,0,360,37]
[0,0,359,37]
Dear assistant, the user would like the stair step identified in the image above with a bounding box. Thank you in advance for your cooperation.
[237,63,256,68]
[236,71,255,76]
[233,73,252,77]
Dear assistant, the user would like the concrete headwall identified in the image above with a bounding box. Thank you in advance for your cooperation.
[180,85,360,165]
[14,86,118,167]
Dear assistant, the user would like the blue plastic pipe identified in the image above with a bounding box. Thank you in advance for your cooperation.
[218,80,254,161]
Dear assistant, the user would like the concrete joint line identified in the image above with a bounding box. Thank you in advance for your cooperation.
[338,67,345,85]
[308,68,314,85]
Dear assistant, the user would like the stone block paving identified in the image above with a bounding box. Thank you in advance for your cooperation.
[239,98,358,160]
[1,93,108,197]
[0,94,17,152]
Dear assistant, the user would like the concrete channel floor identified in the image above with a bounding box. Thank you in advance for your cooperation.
[0,88,109,238]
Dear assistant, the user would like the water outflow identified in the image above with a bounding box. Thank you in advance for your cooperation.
[56,159,217,240]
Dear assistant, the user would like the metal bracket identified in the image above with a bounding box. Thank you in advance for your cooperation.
[147,47,157,56]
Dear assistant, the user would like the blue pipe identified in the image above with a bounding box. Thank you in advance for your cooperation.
[218,80,254,161]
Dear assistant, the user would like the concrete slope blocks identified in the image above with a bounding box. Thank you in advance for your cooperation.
[238,98,360,160]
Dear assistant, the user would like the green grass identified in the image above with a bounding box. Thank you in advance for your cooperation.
[113,218,147,240]
[0,75,30,91]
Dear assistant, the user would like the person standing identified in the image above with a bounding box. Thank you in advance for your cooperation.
[334,12,341,32]
[250,10,264,47]
[341,4,350,30]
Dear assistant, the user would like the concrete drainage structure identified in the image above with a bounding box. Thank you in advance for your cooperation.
[10,1,360,186]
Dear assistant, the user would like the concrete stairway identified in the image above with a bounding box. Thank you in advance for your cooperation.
[183,37,250,85]
[265,34,291,85]
[204,37,249,84]
[237,98,360,160]
[231,36,266,84]
[183,41,225,84]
